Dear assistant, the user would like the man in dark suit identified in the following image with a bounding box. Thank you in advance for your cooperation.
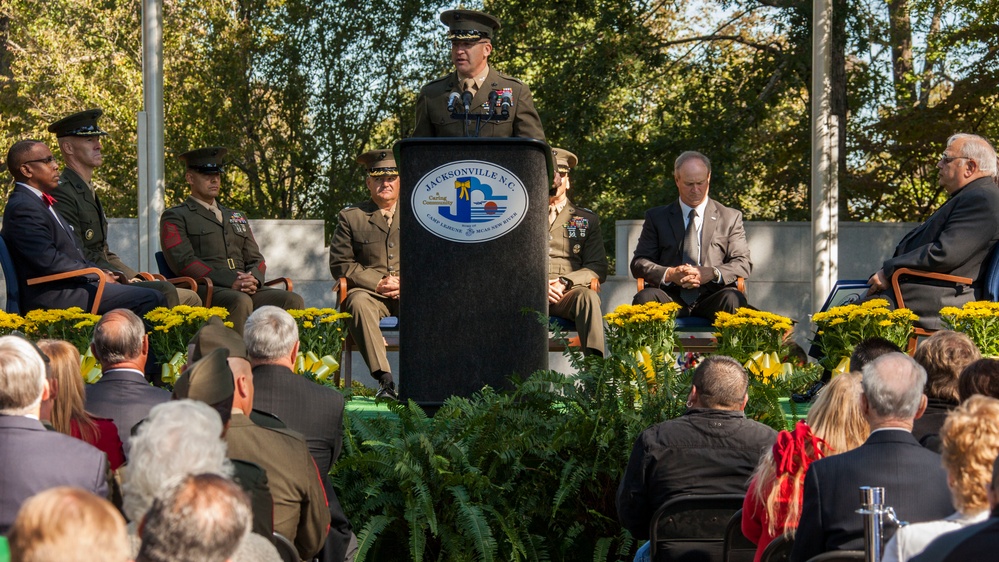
[790,352,954,561]
[1,139,164,316]
[547,147,608,355]
[631,150,752,320]
[412,9,545,140]
[329,149,401,399]
[865,134,999,330]
[84,308,170,457]
[160,147,304,334]
[0,335,109,533]
[49,109,201,308]
[245,305,356,562]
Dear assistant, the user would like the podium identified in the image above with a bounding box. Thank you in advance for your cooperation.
[396,138,553,407]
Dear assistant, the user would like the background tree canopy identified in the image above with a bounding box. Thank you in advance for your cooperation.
[1,0,997,250]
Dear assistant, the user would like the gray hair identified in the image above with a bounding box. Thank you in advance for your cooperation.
[0,336,47,415]
[949,133,999,178]
[123,400,232,522]
[691,355,748,410]
[91,309,145,365]
[135,474,250,562]
[861,352,927,420]
[674,151,712,175]
[244,306,298,361]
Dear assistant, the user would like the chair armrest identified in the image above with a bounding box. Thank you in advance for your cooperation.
[264,277,293,292]
[135,272,157,281]
[637,277,645,291]
[27,267,107,314]
[167,276,198,292]
[589,278,600,293]
[334,278,348,305]
[890,268,973,309]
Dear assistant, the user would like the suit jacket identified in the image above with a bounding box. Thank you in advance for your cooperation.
[910,513,999,562]
[84,369,171,458]
[0,415,109,533]
[52,167,137,278]
[160,196,267,288]
[790,429,954,562]
[1,183,108,310]
[630,198,752,300]
[548,200,608,286]
[328,199,400,294]
[412,67,545,140]
[880,177,999,330]
[226,412,331,560]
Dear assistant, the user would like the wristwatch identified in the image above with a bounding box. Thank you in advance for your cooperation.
[558,276,574,290]
[712,267,721,282]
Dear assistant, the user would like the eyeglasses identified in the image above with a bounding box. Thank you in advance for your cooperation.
[22,155,56,166]
[939,154,970,165]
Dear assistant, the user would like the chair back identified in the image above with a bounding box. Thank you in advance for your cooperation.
[722,508,757,562]
[649,494,746,562]
[154,251,177,278]
[759,535,793,562]
[0,236,21,313]
[271,532,298,562]
[981,243,999,301]
[804,552,864,562]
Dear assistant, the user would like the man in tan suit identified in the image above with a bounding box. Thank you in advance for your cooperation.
[548,148,607,355]
[329,149,400,399]
[412,9,544,140]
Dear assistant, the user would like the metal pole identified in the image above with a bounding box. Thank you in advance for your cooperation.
[811,0,838,312]
[140,0,165,274]
[859,486,884,562]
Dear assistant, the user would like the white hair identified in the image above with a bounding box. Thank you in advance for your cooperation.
[244,305,298,361]
[0,336,47,416]
[949,133,999,178]
[862,352,927,420]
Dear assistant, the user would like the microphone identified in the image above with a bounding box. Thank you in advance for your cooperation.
[500,93,512,117]
[447,91,461,113]
[461,90,473,113]
[486,90,498,118]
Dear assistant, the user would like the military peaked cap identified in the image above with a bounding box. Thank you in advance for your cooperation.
[179,146,228,174]
[47,109,108,138]
[441,9,501,41]
[356,149,398,177]
[551,147,578,174]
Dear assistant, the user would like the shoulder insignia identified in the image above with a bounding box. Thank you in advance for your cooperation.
[495,71,526,86]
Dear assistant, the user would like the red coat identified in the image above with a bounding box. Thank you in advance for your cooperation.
[71,417,125,471]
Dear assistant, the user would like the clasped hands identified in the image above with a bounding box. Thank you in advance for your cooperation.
[666,264,714,289]
[376,275,400,299]
[232,272,260,295]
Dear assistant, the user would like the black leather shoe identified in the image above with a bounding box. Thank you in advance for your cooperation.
[375,382,398,401]
[792,379,826,403]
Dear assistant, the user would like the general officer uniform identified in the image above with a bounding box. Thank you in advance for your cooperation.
[159,147,304,333]
[49,109,201,308]
[547,148,608,355]
[412,10,545,140]
[329,149,400,396]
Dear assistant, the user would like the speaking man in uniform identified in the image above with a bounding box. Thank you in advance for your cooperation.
[49,109,201,308]
[547,147,607,356]
[412,9,545,140]
[329,149,400,399]
[159,147,303,333]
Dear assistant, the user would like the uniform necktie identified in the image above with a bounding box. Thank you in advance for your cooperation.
[462,78,477,95]
[680,208,700,306]
[549,204,559,226]
[382,210,393,229]
[209,204,223,223]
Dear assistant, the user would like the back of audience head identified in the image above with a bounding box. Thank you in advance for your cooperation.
[244,305,299,363]
[124,399,232,522]
[849,337,902,373]
[808,371,870,454]
[36,339,100,441]
[861,352,927,424]
[941,396,999,515]
[0,335,47,416]
[690,355,749,410]
[914,330,980,404]
[7,486,129,562]
[91,309,147,367]
[959,358,999,402]
[136,473,251,562]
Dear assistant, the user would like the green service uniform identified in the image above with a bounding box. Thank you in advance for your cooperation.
[225,413,330,560]
[548,200,608,354]
[328,199,399,376]
[52,168,201,308]
[159,197,303,332]
[412,67,545,140]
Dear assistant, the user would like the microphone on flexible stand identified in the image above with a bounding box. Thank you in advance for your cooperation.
[447,91,461,113]
[461,89,474,113]
[500,92,512,118]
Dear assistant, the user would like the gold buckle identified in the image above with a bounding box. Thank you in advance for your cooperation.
[227,258,236,269]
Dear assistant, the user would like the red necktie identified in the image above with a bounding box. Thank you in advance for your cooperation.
[41,193,57,207]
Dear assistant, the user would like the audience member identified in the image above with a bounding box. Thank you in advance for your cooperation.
[630,151,752,320]
[958,358,999,401]
[849,336,903,372]
[0,335,108,533]
[742,372,869,561]
[912,331,980,451]
[7,487,128,562]
[37,339,124,470]
[124,399,279,561]
[245,306,356,561]
[790,353,953,561]
[136,473,252,562]
[180,324,331,560]
[1,139,165,317]
[617,356,776,541]
[883,396,999,561]
[864,134,999,330]
[85,309,170,456]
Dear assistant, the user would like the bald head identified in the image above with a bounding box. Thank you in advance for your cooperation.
[92,309,147,368]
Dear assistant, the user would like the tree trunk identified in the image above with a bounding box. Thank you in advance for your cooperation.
[887,0,915,107]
